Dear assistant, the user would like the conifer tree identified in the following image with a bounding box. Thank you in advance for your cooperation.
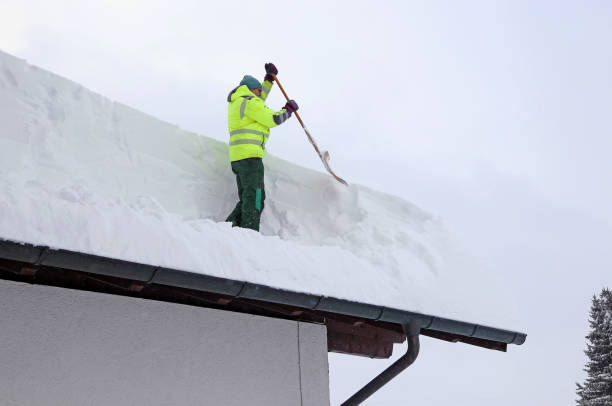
[577,288,612,405]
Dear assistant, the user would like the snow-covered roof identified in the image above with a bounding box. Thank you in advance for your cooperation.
[0,50,525,343]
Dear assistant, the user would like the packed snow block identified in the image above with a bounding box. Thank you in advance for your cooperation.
[0,239,44,264]
[41,249,157,282]
[151,268,244,296]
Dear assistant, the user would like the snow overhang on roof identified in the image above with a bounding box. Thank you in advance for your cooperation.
[0,239,526,358]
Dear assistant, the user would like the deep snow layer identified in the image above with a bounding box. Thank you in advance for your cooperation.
[0,50,520,329]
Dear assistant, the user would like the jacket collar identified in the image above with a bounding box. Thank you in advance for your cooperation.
[227,85,257,102]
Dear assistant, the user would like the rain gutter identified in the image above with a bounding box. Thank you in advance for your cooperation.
[0,239,527,347]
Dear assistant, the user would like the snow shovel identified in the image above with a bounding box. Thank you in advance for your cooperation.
[271,74,348,186]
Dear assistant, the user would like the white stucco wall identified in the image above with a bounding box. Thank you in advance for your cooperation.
[0,279,330,406]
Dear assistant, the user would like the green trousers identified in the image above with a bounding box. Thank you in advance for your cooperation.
[226,158,265,232]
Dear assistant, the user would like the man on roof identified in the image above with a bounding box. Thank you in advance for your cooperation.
[225,63,298,232]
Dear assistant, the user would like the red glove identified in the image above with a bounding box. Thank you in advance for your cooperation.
[264,63,278,82]
[284,100,298,113]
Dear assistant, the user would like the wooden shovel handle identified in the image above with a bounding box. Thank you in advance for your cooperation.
[271,74,306,128]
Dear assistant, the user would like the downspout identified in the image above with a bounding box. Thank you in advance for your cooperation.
[341,322,421,406]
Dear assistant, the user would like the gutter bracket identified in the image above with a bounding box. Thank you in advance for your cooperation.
[34,247,50,266]
[340,322,421,406]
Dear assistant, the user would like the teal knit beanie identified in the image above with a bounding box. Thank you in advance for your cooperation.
[240,75,262,90]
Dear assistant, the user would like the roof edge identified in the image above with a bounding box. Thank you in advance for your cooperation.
[0,238,526,346]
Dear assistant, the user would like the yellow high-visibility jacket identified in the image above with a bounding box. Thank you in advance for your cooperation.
[227,80,291,162]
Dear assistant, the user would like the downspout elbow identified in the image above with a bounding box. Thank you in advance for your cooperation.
[341,322,421,406]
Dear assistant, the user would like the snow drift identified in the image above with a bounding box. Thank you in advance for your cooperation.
[0,50,519,329]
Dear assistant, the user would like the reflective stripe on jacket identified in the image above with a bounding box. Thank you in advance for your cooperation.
[227,80,290,162]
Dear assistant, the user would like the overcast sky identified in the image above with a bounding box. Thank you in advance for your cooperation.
[2,1,611,404]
